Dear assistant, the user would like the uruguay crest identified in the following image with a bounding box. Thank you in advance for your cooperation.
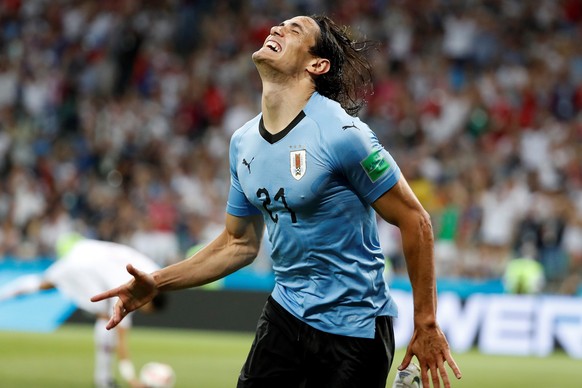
[290,149,306,180]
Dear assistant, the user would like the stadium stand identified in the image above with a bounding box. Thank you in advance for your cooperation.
[0,0,581,296]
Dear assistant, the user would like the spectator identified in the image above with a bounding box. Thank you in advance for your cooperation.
[0,0,580,294]
[502,242,545,295]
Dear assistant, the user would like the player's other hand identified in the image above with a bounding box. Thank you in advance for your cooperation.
[399,323,462,388]
[90,264,157,329]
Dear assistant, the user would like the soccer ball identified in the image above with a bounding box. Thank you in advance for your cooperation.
[139,362,176,388]
[392,363,422,388]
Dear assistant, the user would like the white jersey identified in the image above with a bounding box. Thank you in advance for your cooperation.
[45,239,160,327]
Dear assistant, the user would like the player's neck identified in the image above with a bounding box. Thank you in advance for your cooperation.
[261,80,313,134]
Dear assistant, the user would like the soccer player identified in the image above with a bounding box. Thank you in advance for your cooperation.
[92,15,462,388]
[0,234,167,388]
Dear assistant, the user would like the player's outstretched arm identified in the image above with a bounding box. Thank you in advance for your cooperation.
[91,213,264,330]
[150,214,264,291]
[372,176,462,387]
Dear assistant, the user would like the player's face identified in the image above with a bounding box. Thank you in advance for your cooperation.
[252,16,319,76]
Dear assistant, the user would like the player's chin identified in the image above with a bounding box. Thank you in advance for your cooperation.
[252,48,279,61]
[252,48,266,59]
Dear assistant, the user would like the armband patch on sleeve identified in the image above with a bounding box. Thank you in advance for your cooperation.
[360,149,390,183]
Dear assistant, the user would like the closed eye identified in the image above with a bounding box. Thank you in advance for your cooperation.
[280,20,305,35]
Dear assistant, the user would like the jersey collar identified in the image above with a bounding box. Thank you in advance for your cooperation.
[259,110,306,144]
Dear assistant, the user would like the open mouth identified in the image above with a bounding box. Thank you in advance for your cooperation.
[265,40,282,53]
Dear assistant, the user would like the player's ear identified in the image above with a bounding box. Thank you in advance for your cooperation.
[307,57,330,76]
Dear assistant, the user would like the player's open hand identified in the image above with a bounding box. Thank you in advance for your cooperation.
[398,323,462,388]
[90,264,157,330]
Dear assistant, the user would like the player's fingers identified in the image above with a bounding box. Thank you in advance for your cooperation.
[105,316,118,330]
[126,264,151,284]
[438,360,451,388]
[125,263,140,277]
[420,364,430,388]
[398,348,413,370]
[445,352,462,380]
[430,363,441,388]
[90,288,120,302]
[128,263,149,278]
[106,301,126,330]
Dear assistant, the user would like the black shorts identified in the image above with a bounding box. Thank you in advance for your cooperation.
[237,296,395,388]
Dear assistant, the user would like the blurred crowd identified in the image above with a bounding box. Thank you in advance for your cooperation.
[0,0,581,294]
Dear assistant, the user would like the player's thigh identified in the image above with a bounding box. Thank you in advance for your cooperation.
[238,297,305,388]
[306,316,395,388]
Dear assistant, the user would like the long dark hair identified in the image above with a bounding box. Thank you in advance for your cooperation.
[309,15,375,116]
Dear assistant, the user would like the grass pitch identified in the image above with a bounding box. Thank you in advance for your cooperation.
[0,324,579,387]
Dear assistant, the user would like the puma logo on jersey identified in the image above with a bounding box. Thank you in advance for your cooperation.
[242,157,255,173]
[342,122,359,131]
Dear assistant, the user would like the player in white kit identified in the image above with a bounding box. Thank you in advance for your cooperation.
[0,235,167,388]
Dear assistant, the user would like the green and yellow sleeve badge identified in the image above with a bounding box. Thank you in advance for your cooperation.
[360,149,390,183]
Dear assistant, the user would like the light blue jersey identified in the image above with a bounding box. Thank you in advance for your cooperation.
[226,92,401,338]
